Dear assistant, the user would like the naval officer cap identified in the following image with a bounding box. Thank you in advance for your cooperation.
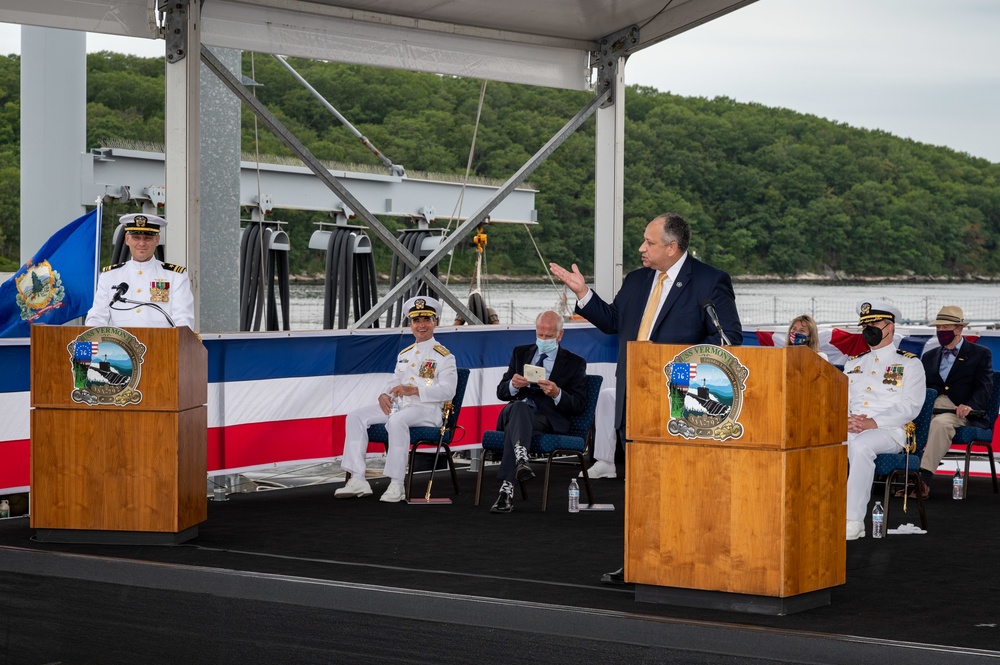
[403,296,441,319]
[120,213,166,236]
[856,299,901,325]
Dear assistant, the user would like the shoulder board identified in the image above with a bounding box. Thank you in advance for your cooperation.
[399,343,416,354]
[847,350,870,361]
[161,262,187,273]
[433,344,451,357]
[101,262,126,273]
[897,349,917,359]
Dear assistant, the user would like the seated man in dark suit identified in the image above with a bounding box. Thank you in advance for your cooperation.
[915,305,994,498]
[489,310,588,513]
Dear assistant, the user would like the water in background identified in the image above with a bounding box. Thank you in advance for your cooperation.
[289,280,1000,329]
[5,271,995,329]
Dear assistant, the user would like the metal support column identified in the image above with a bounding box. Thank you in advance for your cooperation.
[163,0,203,329]
[593,26,635,299]
[199,47,242,332]
[19,26,86,263]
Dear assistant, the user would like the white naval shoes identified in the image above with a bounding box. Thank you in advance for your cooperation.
[580,460,617,479]
[846,519,865,541]
[335,477,373,498]
[380,482,406,503]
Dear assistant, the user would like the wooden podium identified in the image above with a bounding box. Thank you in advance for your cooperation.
[625,343,847,614]
[30,325,207,544]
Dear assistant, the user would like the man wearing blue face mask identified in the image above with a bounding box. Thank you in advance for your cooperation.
[916,305,994,498]
[489,310,588,513]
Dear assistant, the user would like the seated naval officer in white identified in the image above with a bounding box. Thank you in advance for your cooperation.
[85,214,195,329]
[844,300,925,541]
[336,296,458,503]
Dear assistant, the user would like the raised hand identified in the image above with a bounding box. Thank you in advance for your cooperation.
[549,262,588,300]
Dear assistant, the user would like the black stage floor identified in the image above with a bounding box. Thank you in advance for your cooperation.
[1,463,999,664]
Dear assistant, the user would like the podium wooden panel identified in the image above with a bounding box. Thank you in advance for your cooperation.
[29,325,207,544]
[625,344,847,613]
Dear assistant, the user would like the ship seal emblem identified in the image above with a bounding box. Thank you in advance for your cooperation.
[67,327,146,406]
[663,344,749,441]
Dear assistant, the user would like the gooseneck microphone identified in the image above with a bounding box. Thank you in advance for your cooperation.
[110,282,129,305]
[109,282,176,327]
[700,298,732,347]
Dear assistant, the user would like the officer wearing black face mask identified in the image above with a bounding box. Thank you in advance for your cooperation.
[843,300,926,541]
[915,306,994,499]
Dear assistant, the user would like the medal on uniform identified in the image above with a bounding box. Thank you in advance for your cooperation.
[419,360,437,385]
[883,364,902,386]
[150,280,171,303]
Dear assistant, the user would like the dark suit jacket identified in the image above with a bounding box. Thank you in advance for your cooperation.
[496,343,588,434]
[578,256,743,429]
[921,339,994,428]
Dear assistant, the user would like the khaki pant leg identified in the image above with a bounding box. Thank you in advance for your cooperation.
[921,395,969,473]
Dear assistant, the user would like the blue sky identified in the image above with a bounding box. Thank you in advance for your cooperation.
[2,0,998,162]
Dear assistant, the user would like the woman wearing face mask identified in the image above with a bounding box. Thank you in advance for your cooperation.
[787,314,829,361]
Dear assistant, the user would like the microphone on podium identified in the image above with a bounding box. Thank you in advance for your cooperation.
[110,282,129,305]
[700,299,732,347]
[108,281,175,327]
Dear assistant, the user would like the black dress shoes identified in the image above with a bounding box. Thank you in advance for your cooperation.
[490,492,514,513]
[601,565,625,585]
[515,463,535,483]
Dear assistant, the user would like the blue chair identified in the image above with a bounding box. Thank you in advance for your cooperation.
[874,388,936,530]
[366,367,470,501]
[950,376,1000,497]
[475,374,602,512]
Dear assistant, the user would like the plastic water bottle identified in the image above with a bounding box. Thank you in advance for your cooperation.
[0,499,9,519]
[568,478,580,513]
[871,501,884,538]
[953,466,964,500]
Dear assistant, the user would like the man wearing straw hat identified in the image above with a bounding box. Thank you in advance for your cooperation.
[335,296,457,503]
[914,305,994,498]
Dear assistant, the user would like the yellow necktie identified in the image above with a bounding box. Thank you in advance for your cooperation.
[637,272,667,341]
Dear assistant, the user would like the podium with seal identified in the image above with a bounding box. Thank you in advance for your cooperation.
[625,343,848,615]
[29,325,207,544]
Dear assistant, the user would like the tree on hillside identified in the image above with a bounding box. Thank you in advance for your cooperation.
[1,53,999,279]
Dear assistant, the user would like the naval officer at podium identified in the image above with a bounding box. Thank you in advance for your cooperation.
[85,214,194,329]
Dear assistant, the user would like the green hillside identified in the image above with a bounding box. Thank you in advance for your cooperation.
[1,52,998,277]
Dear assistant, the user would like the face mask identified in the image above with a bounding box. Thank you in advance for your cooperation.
[791,333,809,346]
[862,325,885,347]
[936,330,956,347]
[536,338,558,354]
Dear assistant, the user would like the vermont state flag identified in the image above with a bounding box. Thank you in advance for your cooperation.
[0,208,101,337]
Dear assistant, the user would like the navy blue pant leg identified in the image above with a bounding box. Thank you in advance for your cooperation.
[495,401,551,482]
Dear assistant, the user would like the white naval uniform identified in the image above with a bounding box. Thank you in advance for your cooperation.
[844,343,926,521]
[592,387,617,463]
[85,259,195,329]
[341,337,458,485]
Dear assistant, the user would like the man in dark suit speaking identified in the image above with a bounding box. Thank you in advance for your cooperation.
[488,310,588,513]
[551,212,743,435]
[550,212,742,582]
[915,305,994,498]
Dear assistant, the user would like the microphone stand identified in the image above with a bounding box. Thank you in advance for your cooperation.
[703,303,732,347]
[112,297,177,328]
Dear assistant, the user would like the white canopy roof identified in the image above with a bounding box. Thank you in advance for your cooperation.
[2,0,756,89]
